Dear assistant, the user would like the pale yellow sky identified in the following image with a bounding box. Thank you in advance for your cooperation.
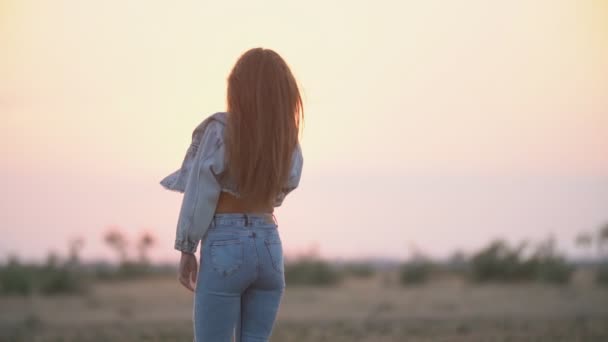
[1,0,607,262]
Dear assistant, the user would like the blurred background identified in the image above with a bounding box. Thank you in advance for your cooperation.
[1,0,607,341]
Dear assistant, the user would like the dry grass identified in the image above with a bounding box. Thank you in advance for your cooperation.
[1,270,607,341]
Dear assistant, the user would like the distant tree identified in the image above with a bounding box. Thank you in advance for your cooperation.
[104,227,128,264]
[45,251,60,268]
[574,232,593,261]
[447,249,469,273]
[598,223,608,259]
[534,234,556,259]
[448,250,467,264]
[67,237,85,266]
[137,231,156,265]
[400,258,434,286]
[470,238,572,284]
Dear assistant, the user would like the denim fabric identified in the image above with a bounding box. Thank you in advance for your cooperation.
[160,112,303,254]
[194,213,285,342]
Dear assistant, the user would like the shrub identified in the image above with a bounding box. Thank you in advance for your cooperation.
[535,256,574,284]
[399,260,433,286]
[39,265,88,295]
[342,262,375,279]
[117,261,152,279]
[0,256,88,296]
[284,258,342,286]
[0,258,34,296]
[596,262,608,286]
[470,239,573,284]
[470,240,534,282]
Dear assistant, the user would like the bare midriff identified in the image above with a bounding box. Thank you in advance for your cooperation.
[215,191,274,214]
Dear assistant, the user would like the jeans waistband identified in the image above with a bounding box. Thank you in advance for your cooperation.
[211,213,277,228]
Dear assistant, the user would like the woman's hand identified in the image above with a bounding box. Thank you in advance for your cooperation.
[178,251,198,291]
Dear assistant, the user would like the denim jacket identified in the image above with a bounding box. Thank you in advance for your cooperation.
[160,112,303,254]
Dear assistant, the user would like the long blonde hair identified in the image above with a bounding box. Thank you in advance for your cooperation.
[225,48,303,206]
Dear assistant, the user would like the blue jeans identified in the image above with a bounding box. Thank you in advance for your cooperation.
[194,213,286,342]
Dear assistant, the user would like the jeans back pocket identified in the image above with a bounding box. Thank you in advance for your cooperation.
[210,238,244,277]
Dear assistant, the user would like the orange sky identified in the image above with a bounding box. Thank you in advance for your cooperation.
[1,0,607,263]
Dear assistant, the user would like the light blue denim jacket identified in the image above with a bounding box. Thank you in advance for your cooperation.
[159,112,303,254]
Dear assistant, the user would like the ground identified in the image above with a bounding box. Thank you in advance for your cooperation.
[1,270,607,341]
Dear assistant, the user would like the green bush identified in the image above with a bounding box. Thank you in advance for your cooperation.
[535,256,574,284]
[0,256,88,296]
[0,259,34,296]
[92,261,159,282]
[39,265,88,295]
[342,262,375,278]
[285,258,342,286]
[116,262,152,279]
[596,262,608,286]
[399,260,433,286]
[470,240,534,282]
[470,239,573,284]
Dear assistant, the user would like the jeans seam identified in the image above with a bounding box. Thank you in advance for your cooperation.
[264,241,283,274]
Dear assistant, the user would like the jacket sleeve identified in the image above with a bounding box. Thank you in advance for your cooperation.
[174,121,225,253]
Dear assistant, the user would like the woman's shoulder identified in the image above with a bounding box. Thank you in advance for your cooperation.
[188,113,227,151]
[208,111,228,125]
[192,112,228,137]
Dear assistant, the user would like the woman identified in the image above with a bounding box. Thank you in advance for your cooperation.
[160,47,304,342]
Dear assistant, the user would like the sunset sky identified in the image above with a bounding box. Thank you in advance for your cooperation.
[1,0,607,263]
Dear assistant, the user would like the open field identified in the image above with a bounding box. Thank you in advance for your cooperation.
[1,270,607,341]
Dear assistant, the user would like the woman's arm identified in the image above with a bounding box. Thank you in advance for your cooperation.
[174,120,224,254]
[174,119,225,291]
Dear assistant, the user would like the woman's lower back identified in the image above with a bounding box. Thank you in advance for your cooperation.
[215,191,275,214]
